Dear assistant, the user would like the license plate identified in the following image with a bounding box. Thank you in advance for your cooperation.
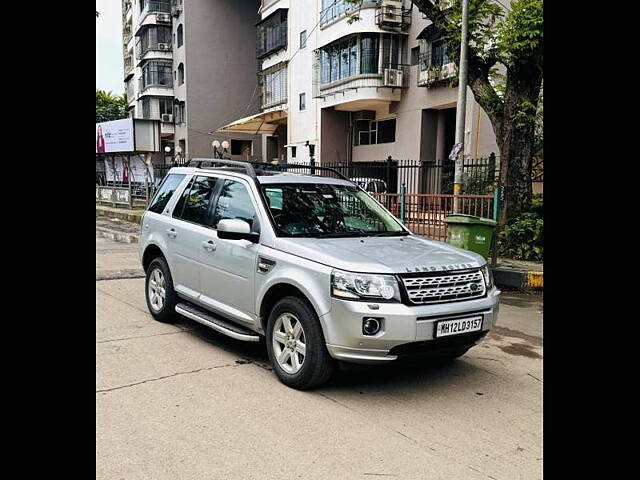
[435,316,483,338]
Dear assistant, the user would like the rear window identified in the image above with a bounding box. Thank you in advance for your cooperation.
[148,174,185,214]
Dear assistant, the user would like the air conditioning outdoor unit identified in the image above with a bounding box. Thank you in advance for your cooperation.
[156,13,171,23]
[161,114,174,123]
[157,43,171,51]
[384,68,403,87]
[381,0,402,23]
[441,62,456,78]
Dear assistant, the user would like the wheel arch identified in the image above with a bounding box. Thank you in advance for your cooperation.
[142,243,166,273]
[259,282,321,334]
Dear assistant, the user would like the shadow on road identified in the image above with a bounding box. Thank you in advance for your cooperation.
[178,316,491,393]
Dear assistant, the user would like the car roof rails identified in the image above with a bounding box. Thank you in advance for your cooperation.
[188,158,257,180]
[250,162,351,182]
[187,158,353,184]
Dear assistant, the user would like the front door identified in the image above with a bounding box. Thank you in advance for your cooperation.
[198,178,260,323]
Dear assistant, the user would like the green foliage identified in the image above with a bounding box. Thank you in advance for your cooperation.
[96,90,128,123]
[495,0,543,68]
[498,197,543,260]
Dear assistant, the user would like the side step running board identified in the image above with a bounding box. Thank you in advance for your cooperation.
[175,303,260,342]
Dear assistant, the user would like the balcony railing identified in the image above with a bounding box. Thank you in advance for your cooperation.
[124,55,134,74]
[259,63,288,110]
[320,0,377,26]
[257,20,287,59]
[417,51,456,86]
[141,0,170,15]
[375,3,411,31]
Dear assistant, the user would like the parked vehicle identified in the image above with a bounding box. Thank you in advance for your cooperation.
[349,177,388,194]
[140,160,500,389]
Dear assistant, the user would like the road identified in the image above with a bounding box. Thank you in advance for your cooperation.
[96,232,542,480]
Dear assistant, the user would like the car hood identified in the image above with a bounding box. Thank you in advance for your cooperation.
[273,235,485,274]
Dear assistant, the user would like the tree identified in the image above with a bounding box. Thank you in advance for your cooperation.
[412,0,542,221]
[347,0,543,221]
[96,90,129,123]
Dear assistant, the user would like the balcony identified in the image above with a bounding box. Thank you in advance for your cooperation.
[320,0,377,27]
[259,62,287,110]
[135,26,173,59]
[417,51,457,87]
[256,9,288,59]
[141,0,170,15]
[124,54,134,77]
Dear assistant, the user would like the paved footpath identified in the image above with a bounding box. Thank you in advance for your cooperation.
[96,232,542,480]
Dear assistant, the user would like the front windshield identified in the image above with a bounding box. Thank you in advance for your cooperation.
[261,183,406,237]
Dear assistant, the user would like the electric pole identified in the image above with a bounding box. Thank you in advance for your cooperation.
[452,0,469,214]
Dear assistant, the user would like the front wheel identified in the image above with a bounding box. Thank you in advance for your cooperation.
[266,296,335,390]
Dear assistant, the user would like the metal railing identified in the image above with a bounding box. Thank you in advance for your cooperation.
[375,4,411,30]
[314,62,410,98]
[142,0,171,15]
[257,20,287,59]
[417,50,456,87]
[320,0,378,26]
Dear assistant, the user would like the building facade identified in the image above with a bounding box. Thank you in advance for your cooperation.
[122,0,263,163]
[220,0,498,172]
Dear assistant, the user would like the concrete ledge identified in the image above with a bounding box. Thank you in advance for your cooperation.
[494,268,543,290]
[96,226,139,244]
[96,205,144,224]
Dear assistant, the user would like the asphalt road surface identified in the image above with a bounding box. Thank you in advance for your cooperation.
[96,233,542,480]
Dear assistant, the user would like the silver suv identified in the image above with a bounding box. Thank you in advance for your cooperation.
[140,159,500,389]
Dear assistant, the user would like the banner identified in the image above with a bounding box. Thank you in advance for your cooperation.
[96,118,134,153]
[104,156,154,184]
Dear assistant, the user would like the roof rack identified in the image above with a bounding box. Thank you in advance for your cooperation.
[187,158,352,183]
[187,158,257,179]
[250,162,351,182]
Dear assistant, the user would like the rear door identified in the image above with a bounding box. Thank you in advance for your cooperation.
[198,177,261,321]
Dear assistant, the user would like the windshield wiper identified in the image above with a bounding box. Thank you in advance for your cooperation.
[366,231,410,237]
[315,231,367,238]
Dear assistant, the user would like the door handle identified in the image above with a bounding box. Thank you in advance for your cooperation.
[166,228,177,238]
[202,240,217,252]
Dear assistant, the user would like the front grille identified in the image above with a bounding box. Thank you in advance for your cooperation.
[400,269,486,305]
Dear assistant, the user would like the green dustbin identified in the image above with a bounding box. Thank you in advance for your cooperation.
[444,214,497,259]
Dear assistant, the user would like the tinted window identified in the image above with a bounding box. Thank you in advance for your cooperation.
[175,175,218,226]
[148,174,185,214]
[212,180,257,230]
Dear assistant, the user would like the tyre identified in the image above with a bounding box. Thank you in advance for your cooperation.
[145,256,179,323]
[266,296,335,390]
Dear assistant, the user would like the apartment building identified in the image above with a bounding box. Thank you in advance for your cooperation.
[122,0,262,163]
[219,0,499,173]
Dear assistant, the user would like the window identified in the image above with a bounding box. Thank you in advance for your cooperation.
[175,101,186,124]
[299,92,306,111]
[158,97,173,116]
[411,46,420,66]
[142,60,172,88]
[177,63,184,85]
[259,63,287,108]
[291,146,297,158]
[359,34,379,74]
[174,175,218,226]
[230,139,252,156]
[300,30,307,49]
[256,9,288,58]
[353,118,396,146]
[212,180,257,230]
[319,36,357,84]
[431,39,450,67]
[148,174,185,214]
[177,24,183,47]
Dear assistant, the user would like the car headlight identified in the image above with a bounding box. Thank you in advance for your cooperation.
[481,264,494,289]
[331,269,401,302]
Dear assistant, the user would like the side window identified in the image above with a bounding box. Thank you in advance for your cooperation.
[212,180,257,230]
[148,174,185,214]
[174,175,218,226]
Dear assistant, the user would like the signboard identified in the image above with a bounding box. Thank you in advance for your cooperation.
[96,186,131,206]
[96,118,134,153]
[104,156,154,184]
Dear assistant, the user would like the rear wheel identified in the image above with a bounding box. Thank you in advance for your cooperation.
[145,257,179,323]
[266,296,335,390]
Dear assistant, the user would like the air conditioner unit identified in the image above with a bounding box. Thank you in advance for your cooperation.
[381,0,403,23]
[441,62,456,78]
[161,114,174,123]
[157,43,171,51]
[384,68,403,87]
[156,12,171,23]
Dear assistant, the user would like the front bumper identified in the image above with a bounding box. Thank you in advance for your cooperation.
[321,287,501,364]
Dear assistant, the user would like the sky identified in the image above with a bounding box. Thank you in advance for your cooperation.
[96,0,124,95]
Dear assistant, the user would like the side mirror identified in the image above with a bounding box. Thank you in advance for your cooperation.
[217,219,259,243]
